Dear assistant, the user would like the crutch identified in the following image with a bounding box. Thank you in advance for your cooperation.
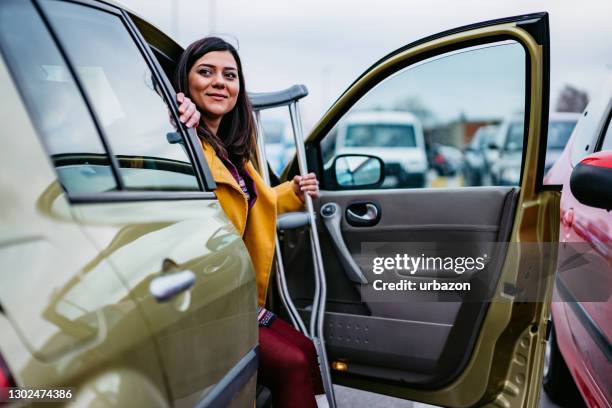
[250,85,337,408]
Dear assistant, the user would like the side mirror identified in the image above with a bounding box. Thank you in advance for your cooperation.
[570,151,612,211]
[332,154,384,189]
[487,142,499,150]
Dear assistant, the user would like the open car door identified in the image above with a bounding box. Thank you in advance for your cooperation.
[278,13,559,407]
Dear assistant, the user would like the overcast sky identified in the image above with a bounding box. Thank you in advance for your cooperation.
[122,0,612,131]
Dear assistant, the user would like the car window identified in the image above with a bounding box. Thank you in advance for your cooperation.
[600,113,612,151]
[547,120,577,149]
[41,0,199,192]
[469,126,497,149]
[499,119,578,152]
[320,40,526,189]
[0,0,117,195]
[345,124,417,148]
[569,91,612,166]
[496,117,577,180]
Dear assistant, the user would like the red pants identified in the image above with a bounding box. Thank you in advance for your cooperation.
[258,318,325,408]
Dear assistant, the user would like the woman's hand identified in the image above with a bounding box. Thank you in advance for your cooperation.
[292,173,320,202]
[176,92,201,128]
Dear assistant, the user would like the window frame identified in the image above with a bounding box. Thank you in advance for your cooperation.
[570,92,612,167]
[30,0,216,202]
[595,103,612,153]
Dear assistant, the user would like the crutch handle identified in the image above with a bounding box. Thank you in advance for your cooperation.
[249,85,308,110]
[277,211,310,230]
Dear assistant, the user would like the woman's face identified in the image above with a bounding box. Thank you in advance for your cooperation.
[188,50,240,120]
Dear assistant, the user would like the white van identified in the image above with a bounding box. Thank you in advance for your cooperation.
[333,111,428,187]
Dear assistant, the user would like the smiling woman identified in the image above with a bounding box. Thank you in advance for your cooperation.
[188,51,239,128]
[175,37,258,168]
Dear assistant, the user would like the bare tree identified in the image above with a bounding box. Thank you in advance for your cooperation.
[555,85,589,113]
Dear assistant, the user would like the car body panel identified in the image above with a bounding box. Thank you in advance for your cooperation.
[73,200,257,407]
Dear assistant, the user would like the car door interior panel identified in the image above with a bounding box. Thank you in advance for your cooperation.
[280,186,518,387]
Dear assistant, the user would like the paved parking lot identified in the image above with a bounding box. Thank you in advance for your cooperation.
[334,385,563,408]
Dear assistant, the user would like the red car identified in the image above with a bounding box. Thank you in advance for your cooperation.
[544,76,612,408]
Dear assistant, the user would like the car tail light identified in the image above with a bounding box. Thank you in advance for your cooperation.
[434,154,445,165]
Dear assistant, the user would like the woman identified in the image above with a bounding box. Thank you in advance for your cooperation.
[175,37,327,408]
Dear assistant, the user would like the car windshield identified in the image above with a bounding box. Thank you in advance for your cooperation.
[504,119,578,151]
[344,124,416,147]
[547,120,577,149]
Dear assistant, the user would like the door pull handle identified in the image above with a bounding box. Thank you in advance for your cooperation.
[346,203,379,225]
[149,270,196,302]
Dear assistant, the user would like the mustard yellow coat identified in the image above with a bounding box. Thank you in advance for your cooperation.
[202,141,304,305]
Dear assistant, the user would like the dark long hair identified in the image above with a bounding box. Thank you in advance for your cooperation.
[175,37,256,165]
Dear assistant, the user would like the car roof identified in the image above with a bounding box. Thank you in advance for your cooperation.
[343,110,420,125]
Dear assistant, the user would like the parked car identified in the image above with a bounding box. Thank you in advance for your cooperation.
[543,75,612,408]
[490,112,580,185]
[0,4,568,407]
[427,142,464,177]
[463,124,499,186]
[332,111,427,188]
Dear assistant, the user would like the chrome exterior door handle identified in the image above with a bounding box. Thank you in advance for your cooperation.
[149,270,196,302]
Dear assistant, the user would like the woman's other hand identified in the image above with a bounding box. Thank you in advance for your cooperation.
[292,172,320,201]
[176,92,201,128]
